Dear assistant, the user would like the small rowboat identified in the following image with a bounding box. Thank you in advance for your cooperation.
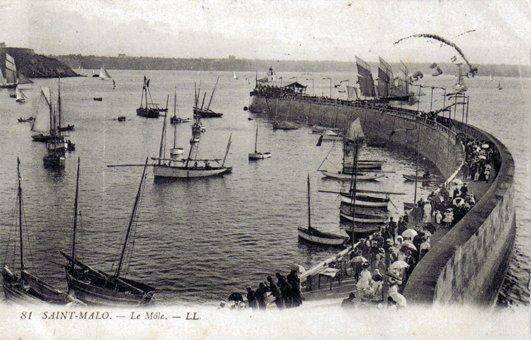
[297,227,348,247]
[403,174,433,182]
[93,97,103,101]
[319,170,384,181]
[339,211,387,224]
[248,152,271,160]
[340,192,389,208]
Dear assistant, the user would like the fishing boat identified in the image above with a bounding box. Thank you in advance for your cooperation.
[61,158,156,305]
[233,72,238,80]
[15,86,27,103]
[248,124,271,160]
[497,82,502,90]
[319,170,384,181]
[298,175,348,247]
[152,95,232,179]
[2,158,75,304]
[340,192,390,208]
[98,66,112,80]
[30,85,69,168]
[137,76,166,118]
[193,78,223,118]
[169,88,191,125]
[93,97,103,101]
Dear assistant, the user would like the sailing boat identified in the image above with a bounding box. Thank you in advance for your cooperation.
[193,77,223,118]
[170,88,191,125]
[137,76,166,118]
[61,158,156,305]
[98,66,112,80]
[233,72,238,80]
[152,97,232,179]
[2,158,75,304]
[248,124,271,160]
[1,53,18,89]
[298,174,348,247]
[15,86,27,103]
[319,118,384,181]
[497,81,503,90]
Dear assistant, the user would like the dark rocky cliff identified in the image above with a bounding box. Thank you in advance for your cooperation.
[1,47,79,78]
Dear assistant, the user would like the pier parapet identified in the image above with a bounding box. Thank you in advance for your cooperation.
[250,92,516,305]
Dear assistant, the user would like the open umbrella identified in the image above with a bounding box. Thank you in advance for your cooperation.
[390,260,409,270]
[402,229,418,239]
[481,144,489,149]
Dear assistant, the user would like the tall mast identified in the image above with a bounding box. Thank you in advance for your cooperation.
[71,157,80,270]
[413,125,419,204]
[17,158,24,272]
[57,77,62,128]
[254,125,258,153]
[206,76,219,111]
[173,88,177,149]
[158,95,169,164]
[349,138,359,247]
[115,158,148,279]
[307,174,311,231]
[140,77,145,108]
[221,134,232,167]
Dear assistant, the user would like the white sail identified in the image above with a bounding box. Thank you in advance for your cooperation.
[32,87,52,133]
[346,118,365,140]
[99,67,111,79]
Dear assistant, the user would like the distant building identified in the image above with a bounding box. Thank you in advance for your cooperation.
[118,53,127,58]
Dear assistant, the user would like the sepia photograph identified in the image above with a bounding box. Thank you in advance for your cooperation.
[0,0,529,338]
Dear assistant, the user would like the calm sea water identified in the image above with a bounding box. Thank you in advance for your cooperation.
[0,70,527,305]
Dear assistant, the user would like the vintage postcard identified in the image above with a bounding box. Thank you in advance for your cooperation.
[0,0,528,338]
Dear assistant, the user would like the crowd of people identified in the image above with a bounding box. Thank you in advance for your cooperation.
[463,137,498,182]
[223,270,303,310]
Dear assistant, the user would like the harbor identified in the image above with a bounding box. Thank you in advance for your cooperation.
[0,64,526,307]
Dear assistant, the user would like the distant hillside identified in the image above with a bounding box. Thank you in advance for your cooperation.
[2,47,78,78]
[55,54,530,78]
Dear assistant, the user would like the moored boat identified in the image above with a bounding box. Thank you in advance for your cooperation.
[339,211,388,224]
[61,158,156,305]
[403,174,433,182]
[152,93,232,179]
[340,192,390,208]
[272,121,299,130]
[2,158,74,304]
[298,175,348,247]
[137,76,166,118]
[248,124,271,161]
[319,170,384,181]
[193,77,223,118]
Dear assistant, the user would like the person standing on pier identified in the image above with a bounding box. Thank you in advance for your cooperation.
[276,273,292,308]
[287,269,302,307]
[267,276,283,309]
[246,287,257,309]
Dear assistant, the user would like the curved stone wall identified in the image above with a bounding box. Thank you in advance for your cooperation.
[251,95,516,305]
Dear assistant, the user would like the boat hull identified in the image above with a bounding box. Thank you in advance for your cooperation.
[153,164,232,178]
[297,228,348,247]
[193,107,223,118]
[339,212,387,224]
[136,107,160,118]
[403,174,433,182]
[248,152,271,160]
[319,170,384,181]
[43,154,65,168]
[340,194,389,208]
[65,271,153,306]
[2,267,72,304]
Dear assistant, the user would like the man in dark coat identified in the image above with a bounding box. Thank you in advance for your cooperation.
[254,283,268,310]
[287,269,302,307]
[246,287,257,309]
[276,272,292,308]
[267,275,283,309]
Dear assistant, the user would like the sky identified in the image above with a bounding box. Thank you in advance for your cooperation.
[1,0,529,65]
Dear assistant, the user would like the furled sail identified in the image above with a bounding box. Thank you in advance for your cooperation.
[355,56,375,97]
[31,87,52,133]
[99,67,112,79]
